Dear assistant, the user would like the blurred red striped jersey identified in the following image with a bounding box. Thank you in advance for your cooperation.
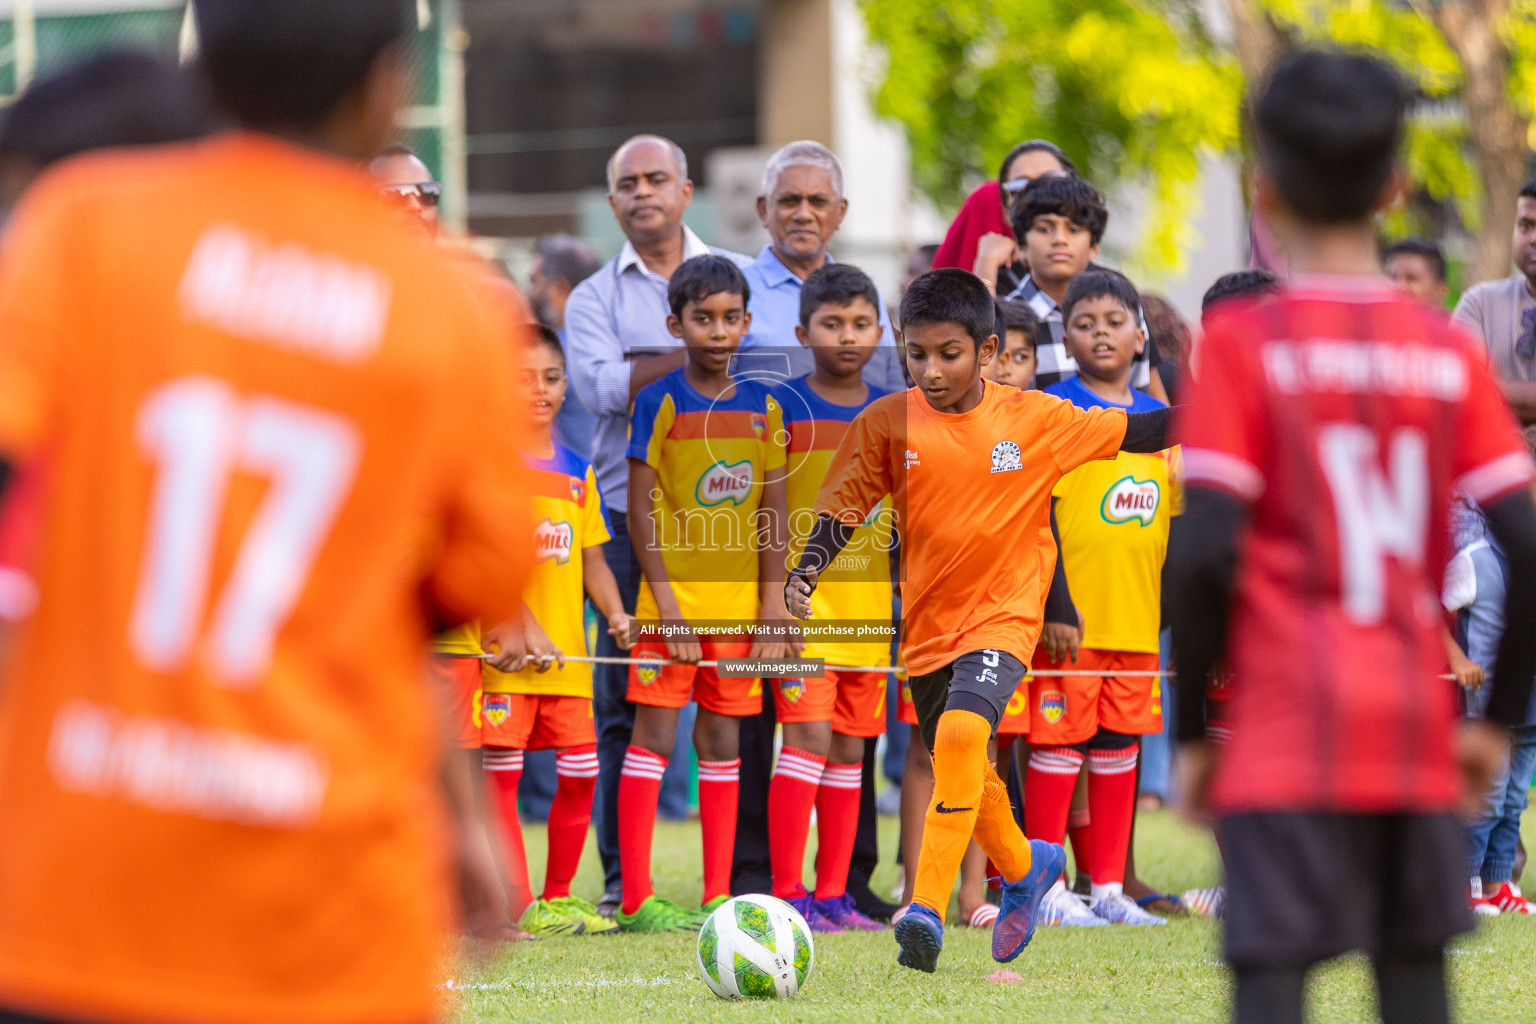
[1176,275,1533,813]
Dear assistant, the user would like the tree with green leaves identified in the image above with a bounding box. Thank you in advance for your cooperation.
[862,0,1535,284]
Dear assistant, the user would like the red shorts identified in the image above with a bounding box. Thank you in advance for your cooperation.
[428,655,482,750]
[626,634,759,716]
[896,676,917,727]
[774,668,887,738]
[481,692,594,750]
[998,676,1032,737]
[1207,668,1236,702]
[1027,647,1161,746]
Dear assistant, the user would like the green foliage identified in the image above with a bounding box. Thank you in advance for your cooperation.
[861,0,1536,274]
[859,0,1241,277]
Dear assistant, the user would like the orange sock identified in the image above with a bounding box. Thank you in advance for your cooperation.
[971,763,1032,882]
[911,710,990,919]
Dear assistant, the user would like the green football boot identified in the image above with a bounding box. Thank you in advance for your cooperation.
[519,898,587,937]
[545,895,619,936]
[616,895,701,933]
[692,894,731,927]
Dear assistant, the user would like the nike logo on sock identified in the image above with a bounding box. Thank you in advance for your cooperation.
[934,802,972,814]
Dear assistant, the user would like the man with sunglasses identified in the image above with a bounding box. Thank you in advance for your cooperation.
[1455,179,1536,424]
[369,142,442,239]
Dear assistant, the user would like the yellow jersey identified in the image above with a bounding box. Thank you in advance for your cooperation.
[483,446,610,697]
[774,376,894,667]
[628,368,786,627]
[1046,378,1180,654]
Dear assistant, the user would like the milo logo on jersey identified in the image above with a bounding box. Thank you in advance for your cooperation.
[696,459,755,506]
[533,517,575,564]
[1101,476,1161,526]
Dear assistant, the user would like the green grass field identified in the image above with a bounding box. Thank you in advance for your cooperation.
[450,807,1536,1023]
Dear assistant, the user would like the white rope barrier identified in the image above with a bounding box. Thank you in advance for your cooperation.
[442,651,1460,682]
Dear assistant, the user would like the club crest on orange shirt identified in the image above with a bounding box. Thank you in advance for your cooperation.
[570,476,586,506]
[1040,689,1066,724]
[750,412,767,439]
[696,459,755,506]
[990,440,1022,474]
[533,517,574,564]
[1101,476,1161,526]
[635,660,662,686]
[483,693,511,727]
[779,677,804,704]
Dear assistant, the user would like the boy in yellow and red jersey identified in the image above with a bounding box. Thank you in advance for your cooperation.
[768,264,892,932]
[617,255,795,933]
[1024,269,1178,928]
[479,326,634,937]
[786,267,1171,973]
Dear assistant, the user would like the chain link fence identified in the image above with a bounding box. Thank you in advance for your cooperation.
[0,0,465,225]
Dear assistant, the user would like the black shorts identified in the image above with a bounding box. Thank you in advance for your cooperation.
[907,649,1027,753]
[1217,811,1472,970]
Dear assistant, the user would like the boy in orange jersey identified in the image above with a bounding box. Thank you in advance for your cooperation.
[0,2,535,1023]
[617,255,796,932]
[767,264,891,932]
[479,326,633,937]
[786,267,1170,972]
[1025,270,1177,928]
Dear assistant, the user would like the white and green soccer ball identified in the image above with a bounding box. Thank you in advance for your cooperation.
[696,894,815,1000]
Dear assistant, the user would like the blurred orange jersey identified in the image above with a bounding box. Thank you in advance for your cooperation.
[0,134,531,1024]
[814,382,1125,676]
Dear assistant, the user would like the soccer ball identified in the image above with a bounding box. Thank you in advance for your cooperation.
[696,895,815,1000]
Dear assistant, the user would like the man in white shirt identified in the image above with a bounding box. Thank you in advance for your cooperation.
[564,134,750,916]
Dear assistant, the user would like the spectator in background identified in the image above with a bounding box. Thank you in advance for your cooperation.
[899,244,940,309]
[738,140,902,392]
[934,139,1077,296]
[565,135,751,918]
[1453,180,1536,424]
[1385,237,1450,310]
[1140,295,1192,406]
[0,50,209,223]
[367,143,440,241]
[732,141,899,919]
[528,234,602,461]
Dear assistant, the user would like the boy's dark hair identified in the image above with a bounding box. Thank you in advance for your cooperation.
[799,263,881,327]
[532,322,566,364]
[1201,269,1282,313]
[900,269,996,349]
[196,0,411,131]
[0,50,209,167]
[994,297,1041,350]
[1008,175,1109,246]
[1382,236,1447,283]
[1521,178,1536,202]
[1062,269,1141,322]
[1253,49,1409,224]
[667,254,750,318]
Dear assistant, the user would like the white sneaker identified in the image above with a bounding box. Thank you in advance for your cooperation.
[1092,891,1168,925]
[1039,880,1107,927]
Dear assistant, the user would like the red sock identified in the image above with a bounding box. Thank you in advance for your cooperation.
[1087,746,1138,886]
[1068,806,1093,877]
[483,748,532,919]
[1023,746,1083,847]
[618,746,667,915]
[768,747,826,898]
[813,762,862,901]
[697,757,740,904]
[542,744,598,901]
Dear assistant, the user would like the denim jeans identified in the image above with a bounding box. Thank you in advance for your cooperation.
[592,517,641,891]
[1458,540,1536,884]
[1465,727,1536,884]
[1137,628,1175,802]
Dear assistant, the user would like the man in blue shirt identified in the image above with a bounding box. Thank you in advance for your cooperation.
[564,134,751,917]
[738,141,903,394]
